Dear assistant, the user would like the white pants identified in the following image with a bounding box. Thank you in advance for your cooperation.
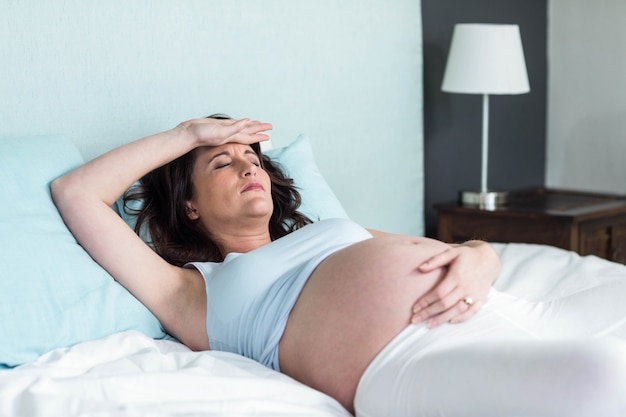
[354,284,626,417]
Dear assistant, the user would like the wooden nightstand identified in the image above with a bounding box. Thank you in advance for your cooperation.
[435,188,626,264]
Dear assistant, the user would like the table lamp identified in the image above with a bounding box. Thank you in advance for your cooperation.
[441,23,530,210]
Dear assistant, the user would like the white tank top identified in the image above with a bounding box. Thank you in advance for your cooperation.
[185,218,372,370]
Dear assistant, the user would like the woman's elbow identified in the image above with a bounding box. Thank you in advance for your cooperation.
[50,176,68,206]
[50,173,85,214]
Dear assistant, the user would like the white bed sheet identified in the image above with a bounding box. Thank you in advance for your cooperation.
[492,242,626,299]
[1,242,625,417]
[0,331,350,417]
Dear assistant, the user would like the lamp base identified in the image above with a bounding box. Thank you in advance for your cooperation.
[459,190,508,211]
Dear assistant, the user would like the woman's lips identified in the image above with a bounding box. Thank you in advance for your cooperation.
[241,182,265,193]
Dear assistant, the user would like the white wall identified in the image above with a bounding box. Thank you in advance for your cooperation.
[0,0,424,235]
[547,0,626,194]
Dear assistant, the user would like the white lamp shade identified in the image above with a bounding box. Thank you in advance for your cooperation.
[441,24,530,95]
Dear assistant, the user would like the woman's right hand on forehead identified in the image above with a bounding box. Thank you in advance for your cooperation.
[179,117,272,147]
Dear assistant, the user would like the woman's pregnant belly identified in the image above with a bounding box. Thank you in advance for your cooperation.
[278,234,449,413]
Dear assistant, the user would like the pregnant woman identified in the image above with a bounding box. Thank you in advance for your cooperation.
[52,116,626,416]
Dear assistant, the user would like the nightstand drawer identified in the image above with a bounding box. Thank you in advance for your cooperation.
[579,216,626,263]
[437,211,575,248]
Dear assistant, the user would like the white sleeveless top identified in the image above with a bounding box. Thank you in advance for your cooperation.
[185,218,372,370]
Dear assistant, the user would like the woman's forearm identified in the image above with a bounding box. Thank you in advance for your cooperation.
[53,125,197,207]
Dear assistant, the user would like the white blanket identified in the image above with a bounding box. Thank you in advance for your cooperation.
[492,242,626,299]
[0,331,350,417]
[1,242,625,417]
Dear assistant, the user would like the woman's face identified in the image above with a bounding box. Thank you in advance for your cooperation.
[185,143,273,233]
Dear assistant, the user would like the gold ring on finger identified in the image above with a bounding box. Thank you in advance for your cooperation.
[461,296,474,307]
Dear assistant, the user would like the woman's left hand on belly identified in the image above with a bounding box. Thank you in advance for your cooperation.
[410,240,501,328]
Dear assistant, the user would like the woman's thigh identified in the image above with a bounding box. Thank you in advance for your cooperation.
[279,235,450,411]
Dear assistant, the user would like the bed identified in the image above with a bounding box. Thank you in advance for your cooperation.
[2,133,626,417]
[2,2,626,416]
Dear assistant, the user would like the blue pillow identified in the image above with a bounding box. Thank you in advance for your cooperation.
[0,136,166,368]
[265,134,349,221]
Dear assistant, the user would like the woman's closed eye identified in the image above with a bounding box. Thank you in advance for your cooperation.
[213,159,258,170]
[209,150,260,170]
[210,155,232,169]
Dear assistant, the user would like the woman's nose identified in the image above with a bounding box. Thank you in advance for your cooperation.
[243,161,257,177]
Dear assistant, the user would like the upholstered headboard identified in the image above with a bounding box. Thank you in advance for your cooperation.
[1,0,424,235]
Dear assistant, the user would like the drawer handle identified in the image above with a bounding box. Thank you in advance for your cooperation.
[612,246,623,263]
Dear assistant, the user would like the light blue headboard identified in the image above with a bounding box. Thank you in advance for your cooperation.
[1,0,423,235]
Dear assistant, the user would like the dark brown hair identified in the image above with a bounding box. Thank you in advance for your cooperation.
[123,115,312,266]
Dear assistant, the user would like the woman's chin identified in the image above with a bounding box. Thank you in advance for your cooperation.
[243,202,274,220]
